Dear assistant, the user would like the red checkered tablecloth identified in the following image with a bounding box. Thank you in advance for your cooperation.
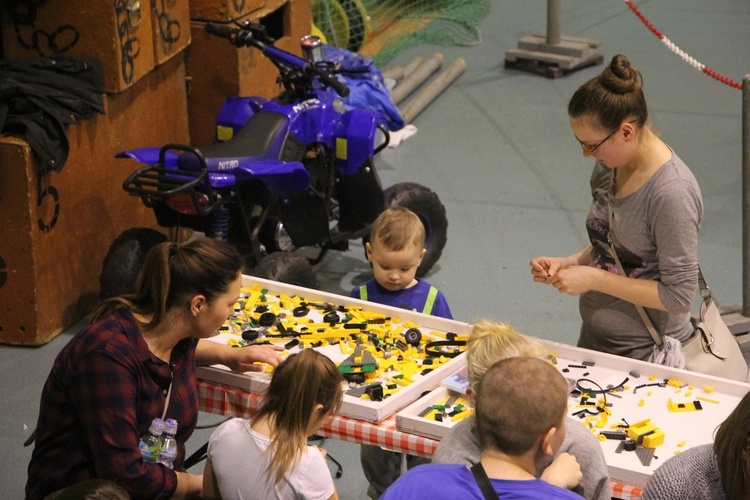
[198,379,642,498]
[197,380,439,457]
[611,483,643,499]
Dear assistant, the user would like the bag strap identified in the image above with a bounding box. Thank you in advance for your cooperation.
[606,169,664,347]
[470,462,500,500]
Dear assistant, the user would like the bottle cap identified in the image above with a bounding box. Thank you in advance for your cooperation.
[149,418,165,435]
[165,418,178,434]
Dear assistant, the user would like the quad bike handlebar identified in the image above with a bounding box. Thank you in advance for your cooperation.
[205,22,350,98]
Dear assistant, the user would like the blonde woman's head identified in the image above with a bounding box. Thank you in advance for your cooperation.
[466,318,549,397]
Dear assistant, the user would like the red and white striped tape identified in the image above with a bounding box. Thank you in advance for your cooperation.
[624,0,741,89]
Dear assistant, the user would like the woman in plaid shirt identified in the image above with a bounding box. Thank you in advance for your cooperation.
[26,238,283,499]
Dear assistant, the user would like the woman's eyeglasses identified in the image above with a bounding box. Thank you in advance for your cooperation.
[577,120,637,155]
[580,127,619,155]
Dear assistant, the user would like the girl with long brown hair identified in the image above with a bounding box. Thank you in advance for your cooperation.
[204,348,344,499]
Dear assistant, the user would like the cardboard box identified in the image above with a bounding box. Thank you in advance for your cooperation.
[152,0,193,64]
[2,0,156,93]
[189,0,266,20]
[196,276,471,423]
[185,0,312,146]
[0,55,190,346]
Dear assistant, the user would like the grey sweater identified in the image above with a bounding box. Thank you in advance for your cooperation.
[641,444,726,500]
[579,155,703,361]
[431,415,611,500]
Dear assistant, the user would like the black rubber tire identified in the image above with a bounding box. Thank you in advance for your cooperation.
[251,252,320,289]
[99,228,168,300]
[383,182,448,277]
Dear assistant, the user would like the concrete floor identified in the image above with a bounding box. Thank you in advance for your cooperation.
[3,1,750,498]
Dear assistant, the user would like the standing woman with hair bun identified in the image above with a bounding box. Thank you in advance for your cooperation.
[27,238,284,499]
[530,55,703,362]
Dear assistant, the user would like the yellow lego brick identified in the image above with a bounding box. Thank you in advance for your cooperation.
[667,399,703,412]
[595,414,608,428]
[696,396,719,405]
[703,385,715,393]
[389,377,410,387]
[627,419,658,443]
[642,428,665,448]
[451,408,475,423]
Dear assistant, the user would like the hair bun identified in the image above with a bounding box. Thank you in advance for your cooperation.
[599,54,641,94]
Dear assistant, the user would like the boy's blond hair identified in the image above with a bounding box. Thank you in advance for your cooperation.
[466,318,549,396]
[370,207,425,251]
[476,357,568,456]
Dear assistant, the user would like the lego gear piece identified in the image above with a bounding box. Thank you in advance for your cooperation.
[258,312,276,327]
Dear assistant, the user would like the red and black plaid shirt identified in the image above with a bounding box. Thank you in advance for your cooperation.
[26,307,199,499]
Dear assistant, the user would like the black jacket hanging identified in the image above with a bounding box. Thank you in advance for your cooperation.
[0,56,105,172]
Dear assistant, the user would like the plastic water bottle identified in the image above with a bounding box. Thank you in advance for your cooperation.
[159,418,178,469]
[139,417,164,463]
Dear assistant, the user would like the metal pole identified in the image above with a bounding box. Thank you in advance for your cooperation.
[743,75,750,316]
[547,0,561,46]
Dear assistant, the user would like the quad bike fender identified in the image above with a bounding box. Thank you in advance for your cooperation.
[116,147,168,165]
[215,96,267,141]
[232,159,310,196]
[334,108,378,175]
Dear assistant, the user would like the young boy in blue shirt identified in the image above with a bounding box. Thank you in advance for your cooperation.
[350,206,452,498]
[351,207,452,318]
[381,357,584,499]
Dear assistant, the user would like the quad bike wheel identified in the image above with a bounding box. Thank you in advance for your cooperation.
[99,228,168,300]
[252,251,320,289]
[381,182,448,277]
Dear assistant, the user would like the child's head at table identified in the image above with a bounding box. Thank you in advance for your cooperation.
[475,356,568,458]
[466,318,549,398]
[366,207,426,292]
[255,348,343,484]
[714,389,750,499]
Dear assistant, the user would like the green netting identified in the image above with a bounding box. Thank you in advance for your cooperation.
[312,0,490,66]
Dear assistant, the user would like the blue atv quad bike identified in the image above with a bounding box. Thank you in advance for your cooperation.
[99,22,447,298]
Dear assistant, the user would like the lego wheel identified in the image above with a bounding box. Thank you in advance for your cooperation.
[99,227,168,300]
[252,252,320,289]
[383,182,447,278]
